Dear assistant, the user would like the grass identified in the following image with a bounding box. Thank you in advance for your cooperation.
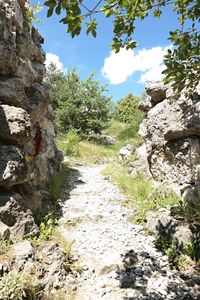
[49,163,70,200]
[103,161,180,223]
[56,120,143,164]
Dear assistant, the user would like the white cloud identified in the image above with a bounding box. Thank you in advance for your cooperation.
[139,64,166,83]
[45,53,64,71]
[101,46,171,84]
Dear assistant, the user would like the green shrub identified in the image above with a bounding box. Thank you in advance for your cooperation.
[0,272,35,300]
[30,211,56,247]
[64,130,80,157]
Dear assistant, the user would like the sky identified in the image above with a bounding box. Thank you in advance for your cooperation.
[31,1,179,101]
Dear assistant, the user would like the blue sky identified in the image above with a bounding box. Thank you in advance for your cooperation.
[31,1,179,101]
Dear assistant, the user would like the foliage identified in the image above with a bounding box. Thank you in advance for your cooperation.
[0,272,35,300]
[45,67,112,135]
[64,130,80,157]
[31,211,56,246]
[56,119,142,164]
[43,0,200,96]
[171,199,200,223]
[49,163,70,200]
[102,162,180,223]
[24,2,43,25]
[116,93,144,124]
[0,238,11,255]
[155,236,199,269]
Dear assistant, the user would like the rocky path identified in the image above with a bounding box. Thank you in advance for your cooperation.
[58,164,200,300]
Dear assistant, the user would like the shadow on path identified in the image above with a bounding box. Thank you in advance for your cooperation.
[116,249,200,300]
[55,166,84,219]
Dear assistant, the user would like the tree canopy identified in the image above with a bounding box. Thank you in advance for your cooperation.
[43,0,200,96]
[45,64,112,135]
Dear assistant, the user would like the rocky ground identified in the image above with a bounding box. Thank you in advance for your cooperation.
[58,163,200,300]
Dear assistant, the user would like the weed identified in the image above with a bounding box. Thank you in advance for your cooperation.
[165,242,179,264]
[172,200,200,223]
[49,163,70,200]
[0,271,36,300]
[30,212,56,247]
[183,241,196,260]
[177,254,194,270]
[155,235,171,252]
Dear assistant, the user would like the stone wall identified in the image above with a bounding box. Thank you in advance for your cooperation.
[0,0,62,241]
[139,81,200,202]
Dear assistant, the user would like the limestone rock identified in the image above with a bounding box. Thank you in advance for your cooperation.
[12,241,34,260]
[0,105,31,145]
[119,144,133,160]
[89,133,116,145]
[145,81,168,102]
[0,193,38,241]
[0,0,61,244]
[139,81,200,187]
[0,42,18,75]
[0,145,30,187]
[146,210,193,248]
[25,83,50,121]
[138,95,155,112]
[0,77,28,108]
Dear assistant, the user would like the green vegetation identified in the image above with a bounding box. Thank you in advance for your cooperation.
[31,209,80,272]
[171,200,200,224]
[115,93,144,125]
[0,238,11,255]
[103,162,180,223]
[45,66,112,135]
[44,0,200,97]
[49,163,70,200]
[56,118,143,164]
[0,271,36,300]
[64,130,80,157]
[30,211,56,247]
[155,236,199,270]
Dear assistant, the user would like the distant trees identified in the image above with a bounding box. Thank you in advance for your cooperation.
[45,64,112,135]
[116,93,142,123]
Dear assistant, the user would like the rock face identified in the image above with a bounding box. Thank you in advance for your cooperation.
[139,80,200,200]
[0,0,62,240]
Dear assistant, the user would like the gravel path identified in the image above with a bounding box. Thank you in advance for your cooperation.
[59,164,200,300]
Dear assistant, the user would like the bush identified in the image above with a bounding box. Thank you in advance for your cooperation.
[0,272,35,300]
[64,130,80,157]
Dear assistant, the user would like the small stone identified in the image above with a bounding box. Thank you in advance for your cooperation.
[12,241,34,260]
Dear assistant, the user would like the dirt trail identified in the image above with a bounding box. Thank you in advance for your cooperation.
[58,164,199,300]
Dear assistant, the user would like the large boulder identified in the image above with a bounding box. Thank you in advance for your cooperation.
[0,105,31,145]
[146,209,194,249]
[0,193,38,241]
[0,77,28,108]
[145,81,168,102]
[139,81,200,188]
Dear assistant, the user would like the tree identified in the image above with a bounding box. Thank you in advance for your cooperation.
[117,93,143,123]
[43,0,200,96]
[45,65,112,135]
